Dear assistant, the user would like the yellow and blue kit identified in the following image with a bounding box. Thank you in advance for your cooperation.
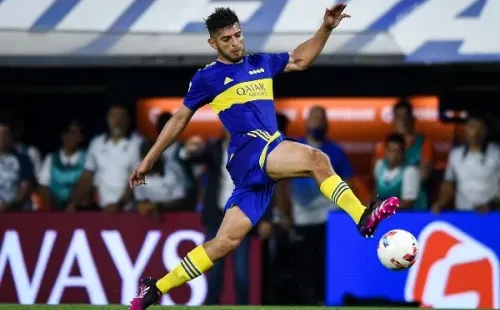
[183,52,290,225]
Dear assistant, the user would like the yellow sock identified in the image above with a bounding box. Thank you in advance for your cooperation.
[156,245,214,294]
[320,175,366,223]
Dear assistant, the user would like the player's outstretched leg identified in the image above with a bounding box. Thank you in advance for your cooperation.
[266,141,399,237]
[129,207,252,310]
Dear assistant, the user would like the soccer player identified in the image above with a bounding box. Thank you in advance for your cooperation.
[128,4,399,309]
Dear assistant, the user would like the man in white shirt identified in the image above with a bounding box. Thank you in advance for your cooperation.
[433,114,500,212]
[0,120,35,212]
[71,104,141,212]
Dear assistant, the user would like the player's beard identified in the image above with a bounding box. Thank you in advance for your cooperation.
[218,46,245,63]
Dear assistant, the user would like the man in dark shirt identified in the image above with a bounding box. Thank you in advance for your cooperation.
[0,120,35,212]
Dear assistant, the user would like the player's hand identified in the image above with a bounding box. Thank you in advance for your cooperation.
[129,162,149,188]
[323,3,351,31]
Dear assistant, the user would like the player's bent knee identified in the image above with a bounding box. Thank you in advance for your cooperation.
[309,148,332,171]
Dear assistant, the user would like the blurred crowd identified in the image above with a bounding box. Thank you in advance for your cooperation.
[0,99,499,305]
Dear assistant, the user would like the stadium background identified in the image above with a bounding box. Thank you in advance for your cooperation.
[1,0,500,309]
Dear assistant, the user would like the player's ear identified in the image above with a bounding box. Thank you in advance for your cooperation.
[207,38,217,50]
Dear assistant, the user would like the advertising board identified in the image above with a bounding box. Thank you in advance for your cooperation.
[326,211,500,309]
[0,213,262,305]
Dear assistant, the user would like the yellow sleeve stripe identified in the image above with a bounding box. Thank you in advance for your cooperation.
[209,78,273,114]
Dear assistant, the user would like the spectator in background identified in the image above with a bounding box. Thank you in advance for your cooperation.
[0,120,35,212]
[134,139,185,217]
[157,112,197,211]
[70,104,140,213]
[373,133,425,210]
[38,120,86,211]
[374,99,434,182]
[11,118,43,178]
[432,114,500,213]
[183,127,272,305]
[282,106,354,305]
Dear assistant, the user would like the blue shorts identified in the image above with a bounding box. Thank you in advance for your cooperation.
[223,130,285,226]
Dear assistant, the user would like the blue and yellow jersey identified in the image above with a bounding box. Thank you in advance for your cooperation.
[183,53,289,148]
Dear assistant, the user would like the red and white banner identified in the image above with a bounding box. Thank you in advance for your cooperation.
[0,213,261,305]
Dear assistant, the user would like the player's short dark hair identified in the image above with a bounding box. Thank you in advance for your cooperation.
[386,133,406,150]
[393,98,414,119]
[156,112,173,134]
[205,7,240,36]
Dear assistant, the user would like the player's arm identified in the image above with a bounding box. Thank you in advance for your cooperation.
[141,106,195,170]
[284,3,350,72]
[132,71,211,185]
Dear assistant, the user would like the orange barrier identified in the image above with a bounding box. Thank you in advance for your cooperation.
[137,96,455,175]
[138,96,453,141]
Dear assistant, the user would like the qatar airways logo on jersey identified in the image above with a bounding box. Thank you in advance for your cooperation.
[236,82,268,97]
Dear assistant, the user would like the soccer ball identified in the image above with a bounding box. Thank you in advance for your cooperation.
[377,229,418,270]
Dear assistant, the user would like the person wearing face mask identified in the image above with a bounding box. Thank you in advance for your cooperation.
[286,105,354,305]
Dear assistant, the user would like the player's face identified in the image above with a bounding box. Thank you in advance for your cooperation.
[209,23,245,63]
[386,141,404,166]
[464,118,486,145]
[0,125,12,152]
[393,108,413,134]
[107,107,129,136]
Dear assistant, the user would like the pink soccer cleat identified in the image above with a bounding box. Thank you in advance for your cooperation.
[129,277,161,310]
[357,196,399,238]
